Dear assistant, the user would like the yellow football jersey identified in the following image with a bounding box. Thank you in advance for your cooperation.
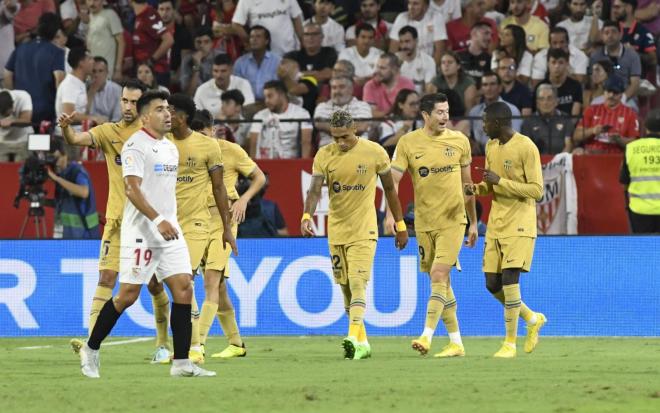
[169,131,223,233]
[391,128,471,232]
[313,138,391,245]
[206,139,257,207]
[90,119,142,220]
[476,133,543,239]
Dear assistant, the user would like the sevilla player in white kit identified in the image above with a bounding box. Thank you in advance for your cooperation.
[79,91,216,378]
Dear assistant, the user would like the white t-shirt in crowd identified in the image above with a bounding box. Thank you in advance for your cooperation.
[491,50,534,79]
[0,89,33,143]
[250,103,312,159]
[337,46,382,78]
[399,50,437,94]
[313,97,373,147]
[305,16,345,52]
[121,129,182,248]
[233,0,303,55]
[390,10,448,57]
[194,76,255,118]
[55,73,88,132]
[557,16,602,51]
[531,45,589,80]
[428,0,462,22]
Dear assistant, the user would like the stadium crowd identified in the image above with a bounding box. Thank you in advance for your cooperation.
[1,0,659,162]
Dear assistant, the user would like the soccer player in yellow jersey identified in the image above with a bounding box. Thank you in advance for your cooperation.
[59,80,175,361]
[148,94,238,364]
[190,109,267,359]
[386,93,478,358]
[465,101,547,358]
[302,110,408,360]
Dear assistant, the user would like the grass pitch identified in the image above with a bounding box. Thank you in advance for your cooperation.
[1,337,659,413]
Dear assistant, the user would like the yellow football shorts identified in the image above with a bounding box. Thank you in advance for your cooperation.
[98,218,121,272]
[482,236,536,274]
[202,206,238,274]
[328,239,377,285]
[185,230,210,273]
[416,224,466,273]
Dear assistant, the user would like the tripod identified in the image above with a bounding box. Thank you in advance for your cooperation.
[17,189,49,239]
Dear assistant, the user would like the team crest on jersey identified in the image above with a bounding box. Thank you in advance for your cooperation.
[444,147,455,158]
[356,164,367,174]
[504,160,513,170]
[332,181,341,193]
[618,116,625,124]
[186,157,196,168]
[114,155,122,165]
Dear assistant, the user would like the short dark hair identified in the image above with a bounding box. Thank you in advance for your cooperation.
[621,0,638,10]
[168,93,196,124]
[282,51,299,63]
[547,47,570,62]
[420,93,448,115]
[355,23,375,38]
[191,109,213,132]
[158,0,174,5]
[133,0,148,3]
[68,48,89,69]
[550,26,569,42]
[93,56,109,67]
[195,26,213,40]
[645,108,660,133]
[398,25,418,39]
[221,89,245,106]
[249,25,271,49]
[484,101,512,125]
[482,71,502,85]
[123,78,147,93]
[137,90,170,115]
[471,21,491,32]
[0,91,13,116]
[379,52,400,68]
[37,12,61,41]
[263,80,288,96]
[602,20,619,30]
[213,53,233,66]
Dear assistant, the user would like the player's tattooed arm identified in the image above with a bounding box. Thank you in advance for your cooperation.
[461,165,478,248]
[58,112,94,147]
[231,166,266,224]
[210,166,238,255]
[301,175,324,237]
[380,170,408,250]
[383,168,404,235]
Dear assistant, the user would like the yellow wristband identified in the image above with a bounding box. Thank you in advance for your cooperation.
[301,213,312,222]
[395,220,407,232]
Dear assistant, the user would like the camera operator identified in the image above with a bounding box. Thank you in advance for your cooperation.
[48,138,99,239]
[0,89,33,162]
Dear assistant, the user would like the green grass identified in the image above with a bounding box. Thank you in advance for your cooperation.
[1,337,660,413]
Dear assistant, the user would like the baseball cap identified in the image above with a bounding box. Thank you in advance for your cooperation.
[603,76,625,94]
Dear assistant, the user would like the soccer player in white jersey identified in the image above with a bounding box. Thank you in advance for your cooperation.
[78,91,216,378]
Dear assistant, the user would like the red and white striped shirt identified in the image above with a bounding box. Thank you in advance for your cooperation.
[578,103,639,153]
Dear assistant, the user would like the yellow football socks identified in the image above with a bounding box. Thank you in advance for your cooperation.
[151,289,170,348]
[347,278,366,339]
[198,300,218,346]
[503,284,522,344]
[88,286,113,336]
[190,285,201,348]
[493,289,534,323]
[217,309,242,346]
[357,323,368,343]
[441,285,459,335]
[425,281,448,332]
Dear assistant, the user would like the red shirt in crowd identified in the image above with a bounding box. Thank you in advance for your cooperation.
[578,102,639,153]
[132,5,169,73]
[446,17,499,52]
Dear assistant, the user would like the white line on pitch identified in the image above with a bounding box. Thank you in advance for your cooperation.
[18,337,151,350]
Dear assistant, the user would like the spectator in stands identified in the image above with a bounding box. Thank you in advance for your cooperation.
[294,22,338,85]
[60,0,88,48]
[363,53,416,118]
[583,59,614,107]
[457,21,493,85]
[324,59,364,99]
[500,0,549,53]
[635,0,660,37]
[56,48,106,132]
[379,88,420,154]
[4,12,64,127]
[180,27,220,95]
[209,0,244,61]
[158,0,194,82]
[249,80,312,159]
[444,88,471,136]
[86,0,124,82]
[446,0,499,52]
[48,137,99,239]
[491,24,534,83]
[218,90,251,148]
[535,48,583,117]
[233,25,281,102]
[136,62,169,92]
[231,0,304,55]
[532,27,589,88]
[0,88,33,161]
[194,53,254,119]
[620,108,660,234]
[396,25,437,94]
[305,0,345,52]
[130,0,174,87]
[389,0,447,65]
[521,84,574,154]
[0,0,18,87]
[337,23,381,87]
[483,0,504,25]
[314,75,372,147]
[557,0,603,52]
[573,75,639,154]
[429,0,462,22]
[278,52,319,116]
[53,27,72,74]
[590,20,642,107]
[237,173,288,237]
[88,57,121,122]
[468,72,522,151]
[427,51,478,113]
[13,0,56,44]
[345,0,391,50]
[612,0,657,79]
[497,55,533,116]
